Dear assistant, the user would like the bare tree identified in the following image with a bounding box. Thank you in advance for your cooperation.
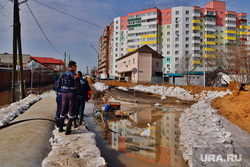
[177,53,193,85]
[209,44,250,84]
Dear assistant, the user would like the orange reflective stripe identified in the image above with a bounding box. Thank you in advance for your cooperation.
[88,94,90,98]
[74,75,79,79]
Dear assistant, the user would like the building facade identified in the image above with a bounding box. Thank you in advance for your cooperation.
[98,0,248,78]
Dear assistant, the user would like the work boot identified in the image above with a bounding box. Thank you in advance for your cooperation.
[65,121,72,135]
[55,118,60,128]
[73,118,78,128]
[58,119,65,132]
[79,115,84,126]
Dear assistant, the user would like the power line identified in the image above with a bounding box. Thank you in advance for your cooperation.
[26,2,63,56]
[32,0,105,29]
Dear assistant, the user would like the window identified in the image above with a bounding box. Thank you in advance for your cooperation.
[167,12,170,16]
[186,31,189,35]
[186,11,189,14]
[186,24,189,28]
[122,20,124,23]
[167,31,170,35]
[175,37,179,41]
[121,26,124,28]
[200,19,203,22]
[186,37,189,41]
[221,11,223,14]
[167,51,170,55]
[175,51,179,55]
[129,60,130,65]
[167,38,170,42]
[186,44,189,48]
[175,44,179,48]
[167,45,170,48]
[175,31,179,35]
[133,58,135,64]
[167,19,170,22]
[176,11,179,15]
[156,62,159,67]
[167,58,170,61]
[175,24,179,28]
[167,25,170,29]
[116,26,118,30]
[116,21,118,24]
[186,17,189,21]
[162,13,164,17]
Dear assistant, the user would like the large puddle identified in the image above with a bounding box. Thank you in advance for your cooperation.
[86,99,189,167]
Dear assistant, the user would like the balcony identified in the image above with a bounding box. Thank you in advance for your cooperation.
[205,21,216,25]
[205,27,216,32]
[192,20,200,24]
[192,32,200,37]
[225,23,236,28]
[192,46,200,51]
[225,17,236,21]
[205,41,216,45]
[192,39,201,44]
[240,32,247,35]
[205,35,216,38]
[225,36,236,40]
[193,13,200,17]
[142,13,157,20]
[193,26,201,30]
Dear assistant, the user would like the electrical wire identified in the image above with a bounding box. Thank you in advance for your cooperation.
[32,0,105,29]
[26,2,63,56]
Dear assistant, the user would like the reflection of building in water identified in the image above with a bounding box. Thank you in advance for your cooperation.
[110,119,131,151]
[108,109,187,166]
[160,112,187,166]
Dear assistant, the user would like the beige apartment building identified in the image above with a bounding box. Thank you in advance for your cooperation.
[117,45,163,83]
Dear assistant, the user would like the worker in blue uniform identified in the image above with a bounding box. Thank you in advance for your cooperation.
[74,71,91,127]
[58,61,81,135]
[53,72,63,127]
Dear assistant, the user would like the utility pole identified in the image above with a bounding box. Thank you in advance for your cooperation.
[63,52,66,72]
[11,0,26,102]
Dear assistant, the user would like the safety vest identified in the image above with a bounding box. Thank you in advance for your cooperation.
[60,71,79,93]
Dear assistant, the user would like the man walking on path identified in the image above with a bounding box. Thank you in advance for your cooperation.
[74,71,91,127]
[53,72,63,127]
[58,61,81,135]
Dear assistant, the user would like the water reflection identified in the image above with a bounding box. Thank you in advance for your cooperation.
[96,108,187,167]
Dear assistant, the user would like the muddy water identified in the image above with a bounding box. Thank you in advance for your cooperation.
[86,101,189,167]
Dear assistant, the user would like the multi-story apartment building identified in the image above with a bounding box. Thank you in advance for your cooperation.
[98,26,110,77]
[98,0,247,78]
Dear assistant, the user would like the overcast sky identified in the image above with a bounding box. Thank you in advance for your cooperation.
[0,0,249,73]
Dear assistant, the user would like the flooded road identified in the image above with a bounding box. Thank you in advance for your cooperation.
[86,99,189,167]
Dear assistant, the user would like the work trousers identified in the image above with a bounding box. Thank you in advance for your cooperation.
[77,95,86,118]
[56,94,62,120]
[60,92,78,124]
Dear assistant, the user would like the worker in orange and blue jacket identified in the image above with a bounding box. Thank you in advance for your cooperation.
[58,61,81,135]
[75,71,91,126]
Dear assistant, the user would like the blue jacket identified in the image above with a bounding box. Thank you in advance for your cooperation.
[77,77,91,101]
[59,70,81,93]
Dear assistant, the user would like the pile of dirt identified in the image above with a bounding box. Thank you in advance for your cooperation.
[211,91,250,133]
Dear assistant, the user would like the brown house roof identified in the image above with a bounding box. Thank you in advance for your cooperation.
[117,45,163,61]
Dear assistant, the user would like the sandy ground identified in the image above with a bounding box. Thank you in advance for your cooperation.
[102,80,250,133]
[211,91,250,133]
